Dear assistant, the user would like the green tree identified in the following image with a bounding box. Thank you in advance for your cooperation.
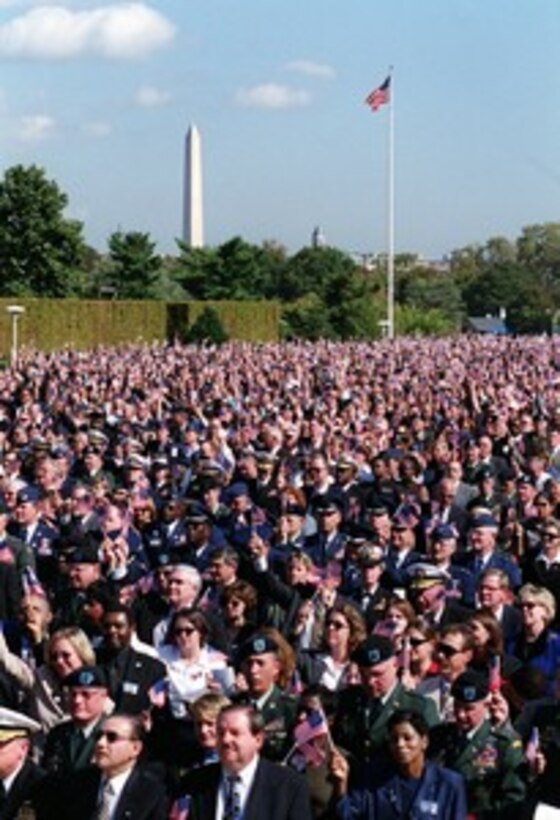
[0,164,86,297]
[279,246,357,302]
[184,307,229,344]
[105,230,161,299]
[176,237,277,300]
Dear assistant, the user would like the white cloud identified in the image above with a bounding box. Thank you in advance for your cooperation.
[135,84,171,107]
[285,59,335,79]
[82,120,111,137]
[0,3,176,60]
[235,83,310,110]
[18,113,55,141]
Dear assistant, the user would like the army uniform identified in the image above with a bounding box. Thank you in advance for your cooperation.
[236,684,298,762]
[333,681,438,762]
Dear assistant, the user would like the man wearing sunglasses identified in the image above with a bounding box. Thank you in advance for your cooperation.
[50,714,168,820]
[416,624,475,721]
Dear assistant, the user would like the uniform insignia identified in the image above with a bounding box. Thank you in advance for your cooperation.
[79,671,94,686]
[367,649,381,664]
[473,743,498,770]
[253,638,266,653]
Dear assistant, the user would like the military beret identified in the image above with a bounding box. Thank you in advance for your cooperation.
[476,464,496,481]
[283,503,306,517]
[406,562,448,589]
[0,707,41,741]
[451,670,489,703]
[432,523,458,542]
[238,634,279,660]
[351,635,395,667]
[225,482,250,501]
[314,495,344,515]
[16,486,39,505]
[67,542,100,565]
[184,502,211,525]
[516,474,535,487]
[63,666,108,689]
[469,512,498,529]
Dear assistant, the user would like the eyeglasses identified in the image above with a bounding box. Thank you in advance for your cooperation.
[326,621,348,631]
[436,643,463,658]
[542,532,559,541]
[97,730,132,744]
[174,626,196,636]
[408,637,429,648]
[520,602,538,610]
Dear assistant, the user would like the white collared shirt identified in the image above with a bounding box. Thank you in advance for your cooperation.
[97,767,134,820]
[216,755,259,820]
[3,759,26,795]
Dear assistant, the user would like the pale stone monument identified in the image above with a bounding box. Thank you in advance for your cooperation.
[183,125,204,247]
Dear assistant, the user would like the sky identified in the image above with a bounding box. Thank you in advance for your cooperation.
[0,0,558,259]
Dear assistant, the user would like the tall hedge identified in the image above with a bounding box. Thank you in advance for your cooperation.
[0,298,279,356]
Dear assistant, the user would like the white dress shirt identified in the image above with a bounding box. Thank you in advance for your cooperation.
[216,755,259,820]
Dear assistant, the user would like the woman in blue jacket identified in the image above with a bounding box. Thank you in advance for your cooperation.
[331,709,467,820]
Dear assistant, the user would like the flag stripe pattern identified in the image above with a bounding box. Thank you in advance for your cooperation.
[365,76,391,111]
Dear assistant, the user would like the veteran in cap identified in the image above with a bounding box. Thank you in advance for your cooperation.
[234,634,297,762]
[332,636,438,763]
[41,666,111,777]
[429,670,526,819]
[0,707,46,819]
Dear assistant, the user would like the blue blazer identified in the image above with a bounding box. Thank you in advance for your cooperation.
[338,760,467,820]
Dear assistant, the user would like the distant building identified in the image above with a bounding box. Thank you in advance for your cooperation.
[465,310,508,335]
[311,226,326,248]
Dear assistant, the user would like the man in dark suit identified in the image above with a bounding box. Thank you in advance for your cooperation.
[0,707,46,820]
[181,704,312,820]
[52,714,168,820]
[477,568,523,646]
[96,604,166,714]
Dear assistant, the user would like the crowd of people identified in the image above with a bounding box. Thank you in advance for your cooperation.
[0,334,559,818]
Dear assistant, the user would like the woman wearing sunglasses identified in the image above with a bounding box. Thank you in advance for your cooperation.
[400,617,437,691]
[159,607,233,720]
[298,602,366,692]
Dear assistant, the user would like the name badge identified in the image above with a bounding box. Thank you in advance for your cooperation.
[419,801,438,815]
[123,682,139,695]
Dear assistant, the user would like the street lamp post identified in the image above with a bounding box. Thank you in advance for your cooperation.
[6,305,25,367]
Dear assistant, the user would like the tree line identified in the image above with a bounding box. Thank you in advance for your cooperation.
[1,163,558,338]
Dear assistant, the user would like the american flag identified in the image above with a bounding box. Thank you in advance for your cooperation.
[148,677,168,708]
[294,709,328,747]
[365,76,391,112]
[525,727,540,764]
[488,653,501,693]
[169,796,190,820]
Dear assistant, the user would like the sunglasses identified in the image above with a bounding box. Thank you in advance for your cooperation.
[174,626,197,636]
[436,643,463,658]
[326,621,348,631]
[408,638,429,648]
[542,533,559,541]
[97,730,132,744]
[520,602,538,610]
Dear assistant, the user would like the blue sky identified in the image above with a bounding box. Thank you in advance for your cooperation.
[0,0,558,259]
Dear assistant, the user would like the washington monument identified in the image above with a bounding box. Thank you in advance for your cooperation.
[183,124,204,247]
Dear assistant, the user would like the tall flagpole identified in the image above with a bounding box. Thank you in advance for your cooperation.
[387,67,395,340]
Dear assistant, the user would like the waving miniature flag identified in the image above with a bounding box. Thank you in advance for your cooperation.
[148,677,168,708]
[525,726,540,764]
[169,796,190,820]
[295,709,328,747]
[488,653,501,693]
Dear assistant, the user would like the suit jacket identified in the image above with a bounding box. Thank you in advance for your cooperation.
[49,763,168,820]
[184,758,312,820]
[99,646,166,714]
